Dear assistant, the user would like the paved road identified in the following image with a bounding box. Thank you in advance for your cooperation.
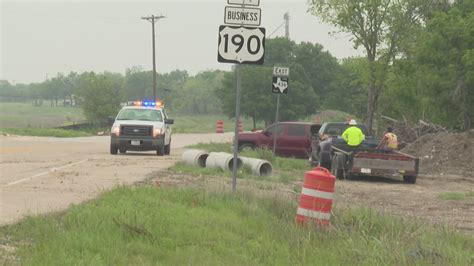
[0,133,232,225]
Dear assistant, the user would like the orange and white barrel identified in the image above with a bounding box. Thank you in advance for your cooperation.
[296,167,336,226]
[216,120,224,133]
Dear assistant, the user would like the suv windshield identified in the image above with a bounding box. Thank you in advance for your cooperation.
[116,108,163,122]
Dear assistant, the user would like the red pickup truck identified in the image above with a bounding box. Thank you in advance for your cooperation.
[237,122,320,158]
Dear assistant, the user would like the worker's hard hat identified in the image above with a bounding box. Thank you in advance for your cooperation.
[349,119,357,125]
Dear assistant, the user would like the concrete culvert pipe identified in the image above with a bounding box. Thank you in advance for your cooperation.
[181,149,209,168]
[206,152,243,171]
[240,157,273,176]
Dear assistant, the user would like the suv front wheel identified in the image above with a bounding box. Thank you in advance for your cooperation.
[164,141,171,155]
[156,145,165,156]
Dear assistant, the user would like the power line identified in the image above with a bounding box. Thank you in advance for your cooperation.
[141,15,166,101]
[268,21,286,38]
[267,12,290,39]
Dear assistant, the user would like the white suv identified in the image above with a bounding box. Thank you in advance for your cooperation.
[110,101,173,156]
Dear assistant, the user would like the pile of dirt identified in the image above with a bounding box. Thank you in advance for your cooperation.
[402,130,474,176]
[310,110,355,124]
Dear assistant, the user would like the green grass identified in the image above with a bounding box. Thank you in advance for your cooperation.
[0,127,92,138]
[1,186,472,265]
[0,102,85,128]
[171,115,264,134]
[439,191,474,201]
[173,142,309,183]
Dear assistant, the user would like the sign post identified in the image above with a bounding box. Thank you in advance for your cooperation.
[218,0,265,193]
[271,67,289,159]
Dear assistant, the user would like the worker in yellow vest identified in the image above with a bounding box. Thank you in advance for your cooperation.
[341,119,365,148]
[377,126,398,151]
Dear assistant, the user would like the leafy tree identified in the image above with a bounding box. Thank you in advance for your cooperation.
[77,72,124,123]
[123,67,153,101]
[158,70,189,112]
[218,63,319,127]
[413,1,474,129]
[171,70,223,115]
[324,57,367,117]
[308,0,428,133]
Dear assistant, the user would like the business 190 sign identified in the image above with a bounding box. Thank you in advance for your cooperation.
[217,0,265,65]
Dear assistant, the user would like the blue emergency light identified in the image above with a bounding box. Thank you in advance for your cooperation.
[132,100,163,107]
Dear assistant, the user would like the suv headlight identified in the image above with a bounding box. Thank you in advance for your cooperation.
[153,127,164,137]
[111,125,120,136]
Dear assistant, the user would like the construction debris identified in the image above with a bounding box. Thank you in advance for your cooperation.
[402,130,474,176]
[379,115,448,146]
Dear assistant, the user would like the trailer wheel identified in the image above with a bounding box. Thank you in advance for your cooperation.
[403,175,417,184]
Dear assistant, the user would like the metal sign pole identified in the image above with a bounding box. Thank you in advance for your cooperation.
[232,64,242,193]
[272,94,280,159]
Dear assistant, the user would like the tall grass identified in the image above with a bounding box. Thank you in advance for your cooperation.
[0,102,85,128]
[171,115,264,134]
[1,186,472,265]
[0,127,91,138]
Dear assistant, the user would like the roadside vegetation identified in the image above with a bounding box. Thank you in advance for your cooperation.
[0,102,85,128]
[439,191,474,201]
[172,115,264,134]
[1,186,473,265]
[0,127,91,138]
[1,143,473,264]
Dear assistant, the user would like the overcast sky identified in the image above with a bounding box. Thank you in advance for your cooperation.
[1,0,363,84]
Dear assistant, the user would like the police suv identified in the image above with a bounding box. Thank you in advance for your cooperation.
[110,100,173,156]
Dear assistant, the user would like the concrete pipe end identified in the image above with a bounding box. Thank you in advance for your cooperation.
[259,162,273,176]
[197,154,209,168]
[228,158,243,171]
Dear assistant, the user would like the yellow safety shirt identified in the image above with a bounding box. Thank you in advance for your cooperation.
[341,126,365,146]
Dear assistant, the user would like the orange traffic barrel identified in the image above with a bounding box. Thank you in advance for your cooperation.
[238,120,243,133]
[296,167,336,226]
[216,120,224,133]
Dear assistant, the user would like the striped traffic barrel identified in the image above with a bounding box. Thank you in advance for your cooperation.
[216,120,224,133]
[296,167,336,226]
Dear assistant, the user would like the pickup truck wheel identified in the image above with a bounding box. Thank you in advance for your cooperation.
[318,151,331,170]
[331,154,345,180]
[239,143,255,152]
[403,175,417,184]
[110,145,118,155]
[156,145,165,156]
[164,141,171,155]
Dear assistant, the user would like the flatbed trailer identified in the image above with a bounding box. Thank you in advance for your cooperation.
[330,146,419,184]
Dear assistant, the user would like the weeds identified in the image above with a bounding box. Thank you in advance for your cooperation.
[0,127,91,137]
[439,191,474,200]
[0,186,472,265]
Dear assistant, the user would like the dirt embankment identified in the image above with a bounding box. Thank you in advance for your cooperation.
[402,130,474,177]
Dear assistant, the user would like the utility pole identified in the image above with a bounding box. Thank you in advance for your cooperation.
[141,15,165,101]
[272,12,290,159]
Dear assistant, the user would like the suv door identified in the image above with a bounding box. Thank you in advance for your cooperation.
[280,124,310,158]
[262,123,285,153]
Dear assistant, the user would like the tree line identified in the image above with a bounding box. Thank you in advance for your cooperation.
[0,0,471,131]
